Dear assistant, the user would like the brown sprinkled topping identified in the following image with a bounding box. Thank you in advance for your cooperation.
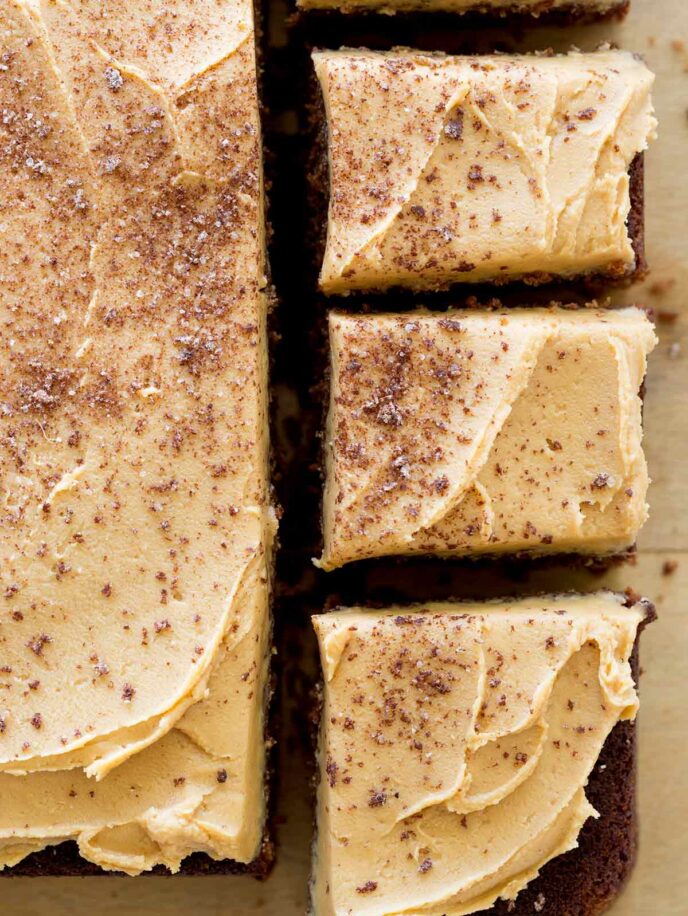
[418,857,433,873]
[121,683,135,702]
[411,668,451,694]
[356,881,378,895]
[368,788,387,807]
[591,473,611,489]
[433,475,449,494]
[437,319,463,332]
[443,109,464,140]
[467,164,484,185]
[30,713,43,730]
[216,768,228,783]
[394,615,424,626]
[367,397,402,428]
[104,66,124,91]
[27,633,51,656]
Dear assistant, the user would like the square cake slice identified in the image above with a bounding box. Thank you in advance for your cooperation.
[311,592,654,915]
[299,0,628,16]
[312,49,655,295]
[0,0,274,876]
[318,307,656,570]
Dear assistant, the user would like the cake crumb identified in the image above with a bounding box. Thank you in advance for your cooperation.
[649,277,676,297]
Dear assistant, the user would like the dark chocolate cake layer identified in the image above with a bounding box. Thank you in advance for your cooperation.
[296,2,630,42]
[3,840,275,879]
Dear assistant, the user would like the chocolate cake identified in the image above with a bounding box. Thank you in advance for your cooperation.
[3,841,275,879]
[297,0,630,19]
[310,593,655,915]
[309,48,655,296]
[0,0,275,877]
[318,307,656,569]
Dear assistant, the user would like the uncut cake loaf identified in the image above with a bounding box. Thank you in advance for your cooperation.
[318,307,656,569]
[311,48,656,295]
[311,592,654,915]
[0,0,274,876]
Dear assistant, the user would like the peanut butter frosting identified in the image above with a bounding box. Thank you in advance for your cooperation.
[311,593,651,915]
[319,307,656,570]
[314,49,656,294]
[0,0,274,873]
[300,0,620,13]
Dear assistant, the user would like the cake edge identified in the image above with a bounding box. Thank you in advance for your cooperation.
[295,0,630,23]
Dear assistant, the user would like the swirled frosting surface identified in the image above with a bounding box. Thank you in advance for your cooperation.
[319,307,656,569]
[314,49,656,293]
[311,593,649,915]
[0,0,273,874]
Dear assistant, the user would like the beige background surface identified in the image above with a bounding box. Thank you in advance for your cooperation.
[4,1,687,913]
